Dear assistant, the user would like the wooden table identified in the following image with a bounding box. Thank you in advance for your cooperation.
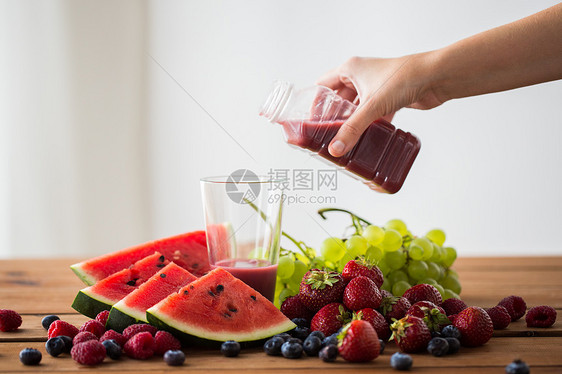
[0,257,561,373]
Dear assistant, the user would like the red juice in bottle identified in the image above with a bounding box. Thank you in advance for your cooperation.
[261,81,420,194]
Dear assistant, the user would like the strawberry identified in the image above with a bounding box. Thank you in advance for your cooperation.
[497,295,527,322]
[403,284,442,305]
[453,306,493,347]
[355,308,390,340]
[406,301,450,332]
[343,276,382,311]
[338,320,380,362]
[310,303,351,336]
[299,270,346,312]
[379,295,411,323]
[441,298,468,316]
[280,295,314,321]
[341,258,384,288]
[390,315,431,353]
[380,289,393,299]
[485,305,511,330]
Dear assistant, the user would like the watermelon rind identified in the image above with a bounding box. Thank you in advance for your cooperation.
[71,289,113,319]
[70,264,97,286]
[106,306,140,333]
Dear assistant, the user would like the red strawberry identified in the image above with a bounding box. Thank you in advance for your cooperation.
[343,276,382,311]
[525,305,557,328]
[379,296,411,323]
[48,320,79,339]
[299,270,346,312]
[280,295,314,321]
[0,309,22,332]
[390,315,431,353]
[407,301,446,319]
[448,314,458,324]
[441,298,468,316]
[406,301,450,332]
[498,295,527,322]
[485,305,511,330]
[403,284,442,305]
[380,289,393,299]
[341,258,384,288]
[355,308,390,340]
[338,320,380,362]
[310,303,351,336]
[453,306,494,347]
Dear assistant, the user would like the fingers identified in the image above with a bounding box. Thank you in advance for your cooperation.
[315,68,345,89]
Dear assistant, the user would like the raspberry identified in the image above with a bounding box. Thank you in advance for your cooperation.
[71,340,106,365]
[73,331,98,345]
[48,320,79,339]
[485,305,511,330]
[79,320,105,338]
[498,295,527,322]
[124,331,155,360]
[123,324,158,340]
[525,305,557,328]
[100,329,127,347]
[95,310,110,327]
[441,298,468,316]
[154,330,181,355]
[0,309,22,332]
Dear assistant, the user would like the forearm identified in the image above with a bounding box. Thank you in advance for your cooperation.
[430,3,562,102]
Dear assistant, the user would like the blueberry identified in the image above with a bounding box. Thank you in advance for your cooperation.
[379,339,385,354]
[291,317,309,328]
[221,340,241,357]
[102,339,122,360]
[291,326,310,340]
[505,359,530,374]
[309,330,325,341]
[318,344,338,362]
[41,315,60,330]
[19,348,42,365]
[445,337,460,355]
[321,334,338,347]
[427,337,449,357]
[163,350,185,366]
[302,336,322,356]
[45,337,65,357]
[274,333,292,342]
[441,325,462,339]
[264,337,284,356]
[58,335,73,353]
[287,337,302,345]
[390,352,413,371]
[281,341,303,359]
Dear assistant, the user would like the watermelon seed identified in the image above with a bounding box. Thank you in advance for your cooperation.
[223,312,232,318]
[229,307,237,313]
[190,285,194,290]
[159,255,165,262]
[251,295,256,301]
[216,285,224,293]
[156,264,165,268]
[126,278,139,286]
[192,263,199,269]
[160,273,166,278]
[208,291,216,297]
[183,290,189,295]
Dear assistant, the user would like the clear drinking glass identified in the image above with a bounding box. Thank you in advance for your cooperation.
[200,170,285,301]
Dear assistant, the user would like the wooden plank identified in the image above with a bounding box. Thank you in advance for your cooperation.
[0,338,561,373]
[454,256,562,271]
[0,315,89,343]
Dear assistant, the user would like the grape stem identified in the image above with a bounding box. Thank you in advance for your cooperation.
[317,208,373,226]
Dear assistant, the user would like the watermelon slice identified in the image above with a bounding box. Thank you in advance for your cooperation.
[70,231,209,285]
[106,263,197,332]
[146,267,295,345]
[72,252,168,318]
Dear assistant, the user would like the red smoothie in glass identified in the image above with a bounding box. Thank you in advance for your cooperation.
[213,259,278,302]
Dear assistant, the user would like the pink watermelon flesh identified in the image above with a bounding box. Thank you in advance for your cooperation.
[72,252,169,318]
[107,262,197,331]
[146,267,295,343]
[71,231,209,285]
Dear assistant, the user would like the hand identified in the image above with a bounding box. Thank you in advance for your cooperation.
[316,54,446,157]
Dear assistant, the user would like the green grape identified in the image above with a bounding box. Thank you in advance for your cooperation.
[417,278,438,286]
[426,228,446,246]
[441,274,461,294]
[443,289,460,300]
[407,260,429,280]
[377,258,391,276]
[277,256,295,279]
[321,237,346,262]
[427,261,444,280]
[278,287,295,304]
[290,260,308,284]
[295,253,310,266]
[346,235,368,258]
[446,268,459,279]
[382,229,403,252]
[410,237,433,261]
[381,278,392,292]
[392,280,411,297]
[310,256,326,269]
[429,243,443,263]
[434,284,445,297]
[362,225,385,245]
[385,219,408,236]
[385,250,406,270]
[408,245,424,260]
[287,280,300,294]
[388,270,409,284]
[365,245,384,262]
[442,247,457,267]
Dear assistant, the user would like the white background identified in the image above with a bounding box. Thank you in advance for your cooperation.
[1,0,561,258]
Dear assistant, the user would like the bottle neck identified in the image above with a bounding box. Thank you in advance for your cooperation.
[260,81,293,123]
